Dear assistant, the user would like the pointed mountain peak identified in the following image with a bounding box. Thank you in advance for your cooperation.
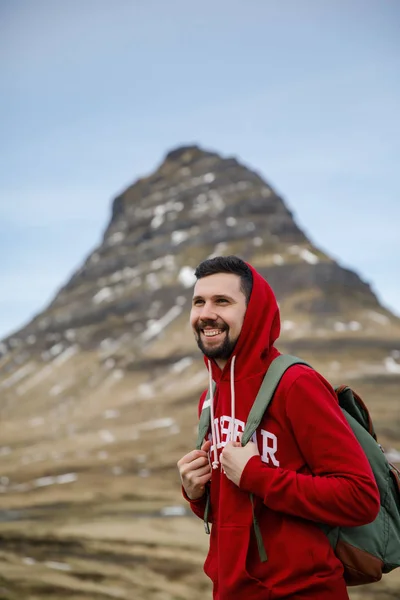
[163,144,218,165]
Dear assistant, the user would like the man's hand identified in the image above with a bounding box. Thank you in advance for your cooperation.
[221,441,260,486]
[177,440,212,500]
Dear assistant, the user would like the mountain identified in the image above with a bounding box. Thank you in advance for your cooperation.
[1,145,399,600]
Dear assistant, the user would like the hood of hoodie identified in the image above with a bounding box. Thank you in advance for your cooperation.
[204,263,281,383]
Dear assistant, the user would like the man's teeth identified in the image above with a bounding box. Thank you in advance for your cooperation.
[203,329,223,337]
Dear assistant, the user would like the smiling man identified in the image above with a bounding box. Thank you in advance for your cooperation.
[177,255,380,600]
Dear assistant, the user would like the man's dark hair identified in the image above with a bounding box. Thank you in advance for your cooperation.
[194,255,253,304]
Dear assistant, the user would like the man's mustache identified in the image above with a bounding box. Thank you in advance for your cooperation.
[196,319,228,331]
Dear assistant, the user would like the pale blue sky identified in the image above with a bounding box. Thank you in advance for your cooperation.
[1,0,399,340]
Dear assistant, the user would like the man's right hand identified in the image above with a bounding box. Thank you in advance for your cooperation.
[177,440,212,500]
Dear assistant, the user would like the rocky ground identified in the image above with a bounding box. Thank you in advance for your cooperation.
[1,342,399,600]
[1,491,399,599]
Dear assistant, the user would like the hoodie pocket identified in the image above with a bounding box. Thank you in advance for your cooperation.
[216,524,272,600]
[248,510,342,598]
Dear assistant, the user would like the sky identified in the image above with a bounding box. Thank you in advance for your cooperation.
[1,0,399,340]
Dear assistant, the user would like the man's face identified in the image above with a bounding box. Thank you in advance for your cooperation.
[190,273,247,366]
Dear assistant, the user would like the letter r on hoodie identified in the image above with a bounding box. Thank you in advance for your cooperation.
[261,429,280,466]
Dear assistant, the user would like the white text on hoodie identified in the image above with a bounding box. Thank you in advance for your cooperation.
[208,415,280,466]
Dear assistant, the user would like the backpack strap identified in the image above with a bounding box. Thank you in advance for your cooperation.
[242,354,311,563]
[196,381,216,535]
[196,381,216,450]
[242,354,311,445]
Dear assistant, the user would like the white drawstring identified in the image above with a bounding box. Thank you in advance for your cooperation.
[230,356,236,441]
[208,360,219,469]
[207,356,237,468]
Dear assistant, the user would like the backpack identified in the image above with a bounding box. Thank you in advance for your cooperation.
[196,354,400,586]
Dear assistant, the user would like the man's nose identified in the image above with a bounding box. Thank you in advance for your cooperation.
[199,302,218,321]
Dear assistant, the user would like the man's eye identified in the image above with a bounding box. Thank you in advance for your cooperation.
[194,300,204,306]
[217,299,228,304]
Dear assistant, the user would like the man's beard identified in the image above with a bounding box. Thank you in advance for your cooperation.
[195,320,238,361]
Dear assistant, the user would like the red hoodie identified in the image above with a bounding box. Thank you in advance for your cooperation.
[185,264,380,599]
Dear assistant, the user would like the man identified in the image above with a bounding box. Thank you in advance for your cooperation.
[177,255,379,600]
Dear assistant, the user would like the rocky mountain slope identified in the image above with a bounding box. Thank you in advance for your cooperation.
[1,145,399,599]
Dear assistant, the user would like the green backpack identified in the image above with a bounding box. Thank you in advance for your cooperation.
[196,354,400,586]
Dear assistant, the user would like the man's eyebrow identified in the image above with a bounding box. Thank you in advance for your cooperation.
[192,294,236,302]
